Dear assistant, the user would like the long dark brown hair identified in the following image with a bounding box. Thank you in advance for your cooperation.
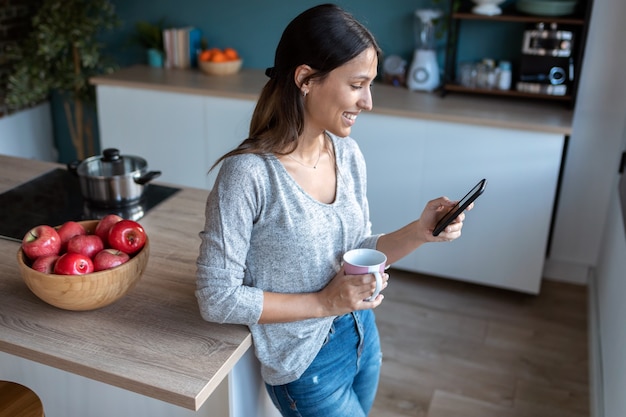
[210,4,381,171]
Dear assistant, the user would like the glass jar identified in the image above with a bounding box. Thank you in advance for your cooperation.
[497,60,512,90]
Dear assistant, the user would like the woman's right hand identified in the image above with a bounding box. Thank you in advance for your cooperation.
[317,265,388,315]
[258,266,388,323]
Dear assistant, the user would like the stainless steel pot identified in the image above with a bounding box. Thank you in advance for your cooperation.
[69,148,161,208]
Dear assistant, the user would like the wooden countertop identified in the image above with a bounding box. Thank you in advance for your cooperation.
[0,155,251,411]
[91,65,574,135]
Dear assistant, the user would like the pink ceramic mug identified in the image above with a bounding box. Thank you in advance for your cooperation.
[343,248,387,301]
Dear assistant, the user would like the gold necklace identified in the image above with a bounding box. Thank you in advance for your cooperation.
[286,146,322,169]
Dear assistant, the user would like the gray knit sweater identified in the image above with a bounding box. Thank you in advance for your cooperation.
[195,133,380,385]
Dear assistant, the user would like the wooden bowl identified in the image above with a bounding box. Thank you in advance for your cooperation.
[16,220,149,311]
[198,59,242,76]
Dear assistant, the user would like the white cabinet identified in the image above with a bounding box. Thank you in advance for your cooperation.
[97,86,206,189]
[97,86,564,293]
[0,351,229,417]
[0,102,56,161]
[203,95,255,187]
[0,349,278,417]
[352,113,564,293]
[96,86,254,190]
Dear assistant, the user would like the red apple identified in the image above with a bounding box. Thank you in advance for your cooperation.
[95,214,123,245]
[54,253,94,275]
[93,249,130,272]
[57,221,87,251]
[31,255,60,274]
[66,234,104,259]
[108,220,146,255]
[21,225,62,260]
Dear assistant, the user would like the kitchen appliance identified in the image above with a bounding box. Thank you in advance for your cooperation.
[407,8,442,92]
[69,148,161,208]
[516,22,575,96]
[0,168,179,242]
[382,55,407,86]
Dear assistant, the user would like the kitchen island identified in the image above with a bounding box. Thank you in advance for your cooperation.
[0,155,276,417]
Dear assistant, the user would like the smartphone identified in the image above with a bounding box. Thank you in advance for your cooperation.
[432,178,487,236]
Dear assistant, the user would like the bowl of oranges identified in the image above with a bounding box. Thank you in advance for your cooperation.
[198,47,242,76]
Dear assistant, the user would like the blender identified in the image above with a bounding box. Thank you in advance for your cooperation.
[407,8,442,92]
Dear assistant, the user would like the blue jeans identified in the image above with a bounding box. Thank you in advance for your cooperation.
[266,310,382,417]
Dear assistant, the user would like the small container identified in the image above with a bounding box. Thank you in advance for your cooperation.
[497,61,512,90]
[476,63,490,88]
[482,59,497,89]
[482,58,496,68]
[458,62,477,88]
[382,55,407,87]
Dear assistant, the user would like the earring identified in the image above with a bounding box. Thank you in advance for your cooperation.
[302,90,308,97]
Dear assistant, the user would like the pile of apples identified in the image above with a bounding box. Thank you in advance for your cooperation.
[21,214,147,275]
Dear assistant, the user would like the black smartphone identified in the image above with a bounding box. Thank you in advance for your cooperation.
[432,178,486,236]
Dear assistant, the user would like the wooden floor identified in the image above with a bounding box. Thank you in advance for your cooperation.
[371,269,589,417]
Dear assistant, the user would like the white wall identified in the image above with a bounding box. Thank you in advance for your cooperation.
[0,102,57,161]
[590,123,626,417]
[544,0,626,283]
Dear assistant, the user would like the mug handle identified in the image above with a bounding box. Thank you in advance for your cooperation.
[363,271,383,302]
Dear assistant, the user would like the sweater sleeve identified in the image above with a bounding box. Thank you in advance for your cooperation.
[195,155,265,325]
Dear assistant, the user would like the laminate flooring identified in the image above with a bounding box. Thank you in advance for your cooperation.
[370,269,588,417]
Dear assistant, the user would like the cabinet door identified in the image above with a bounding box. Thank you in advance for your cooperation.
[203,96,255,188]
[97,86,207,189]
[352,113,564,293]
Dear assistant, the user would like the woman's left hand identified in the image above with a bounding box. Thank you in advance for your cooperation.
[374,196,474,271]
[418,196,472,243]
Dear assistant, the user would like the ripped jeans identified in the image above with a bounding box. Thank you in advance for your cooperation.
[265,309,382,417]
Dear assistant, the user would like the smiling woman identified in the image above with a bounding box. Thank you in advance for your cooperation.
[196,4,472,417]
[296,47,377,140]
[209,4,382,170]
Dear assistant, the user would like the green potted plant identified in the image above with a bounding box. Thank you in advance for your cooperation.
[134,20,165,67]
[5,0,119,160]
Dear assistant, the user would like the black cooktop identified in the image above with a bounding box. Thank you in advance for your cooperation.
[0,168,180,241]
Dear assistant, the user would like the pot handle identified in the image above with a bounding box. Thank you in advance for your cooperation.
[67,160,81,175]
[134,170,161,185]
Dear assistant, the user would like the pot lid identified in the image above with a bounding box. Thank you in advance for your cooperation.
[77,148,148,177]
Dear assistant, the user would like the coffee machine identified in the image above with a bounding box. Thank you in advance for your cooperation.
[407,9,442,92]
[516,22,575,96]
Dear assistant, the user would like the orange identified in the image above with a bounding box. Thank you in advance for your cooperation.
[199,50,212,62]
[210,51,228,62]
[223,47,239,61]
